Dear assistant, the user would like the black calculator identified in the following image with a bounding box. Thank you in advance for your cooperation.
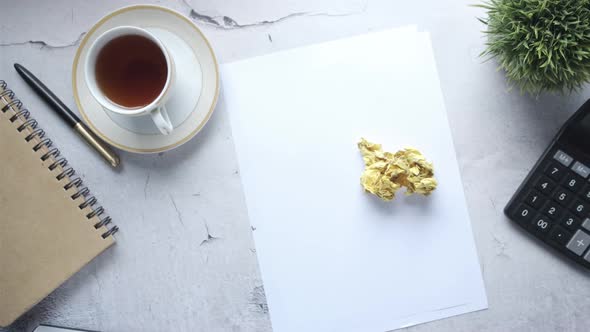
[505,100,590,270]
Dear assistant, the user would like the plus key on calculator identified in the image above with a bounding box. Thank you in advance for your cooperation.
[505,100,590,270]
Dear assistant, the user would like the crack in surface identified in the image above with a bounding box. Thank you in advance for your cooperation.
[143,171,151,200]
[169,194,185,228]
[186,8,220,26]
[200,221,219,246]
[181,0,367,30]
[492,233,509,258]
[89,269,103,294]
[249,285,269,313]
[0,32,86,49]
[489,196,497,210]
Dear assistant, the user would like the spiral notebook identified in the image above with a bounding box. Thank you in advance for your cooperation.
[0,81,118,327]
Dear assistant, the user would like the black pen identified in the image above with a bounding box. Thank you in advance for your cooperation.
[14,63,120,168]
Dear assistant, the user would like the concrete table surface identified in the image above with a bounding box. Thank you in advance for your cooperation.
[1,0,589,331]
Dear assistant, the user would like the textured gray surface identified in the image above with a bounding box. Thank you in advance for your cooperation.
[1,0,590,331]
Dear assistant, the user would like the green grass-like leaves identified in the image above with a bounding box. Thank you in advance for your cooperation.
[478,0,590,95]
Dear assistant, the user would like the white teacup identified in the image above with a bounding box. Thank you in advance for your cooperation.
[85,26,175,135]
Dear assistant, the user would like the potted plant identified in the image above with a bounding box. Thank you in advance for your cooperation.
[478,0,590,95]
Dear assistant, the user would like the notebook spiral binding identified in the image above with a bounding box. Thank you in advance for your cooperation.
[0,80,118,239]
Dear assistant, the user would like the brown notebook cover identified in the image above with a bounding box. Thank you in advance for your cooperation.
[0,81,117,327]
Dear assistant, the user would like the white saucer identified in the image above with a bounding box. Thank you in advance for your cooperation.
[72,5,219,153]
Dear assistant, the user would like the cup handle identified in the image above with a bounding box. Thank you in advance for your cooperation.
[150,105,173,135]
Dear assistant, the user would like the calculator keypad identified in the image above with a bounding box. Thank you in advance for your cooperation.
[560,214,581,232]
[514,204,533,224]
[562,174,583,192]
[507,149,590,269]
[541,201,562,219]
[571,161,590,178]
[553,150,573,167]
[524,190,546,209]
[545,163,566,181]
[571,199,588,217]
[549,226,571,246]
[531,215,553,233]
[552,189,573,206]
[535,176,556,195]
[566,230,590,256]
[580,186,590,202]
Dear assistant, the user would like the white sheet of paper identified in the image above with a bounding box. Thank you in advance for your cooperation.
[221,27,488,332]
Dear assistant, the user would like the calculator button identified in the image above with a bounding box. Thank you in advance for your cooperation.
[553,150,574,167]
[545,163,566,181]
[580,185,590,202]
[582,218,590,232]
[524,190,546,209]
[584,250,590,263]
[541,201,563,219]
[531,215,553,234]
[570,199,589,217]
[566,230,590,255]
[571,161,590,179]
[552,188,573,206]
[549,226,572,246]
[560,214,581,232]
[535,176,556,195]
[562,174,583,192]
[513,204,534,224]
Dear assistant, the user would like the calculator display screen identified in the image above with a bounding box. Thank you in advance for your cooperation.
[563,112,590,152]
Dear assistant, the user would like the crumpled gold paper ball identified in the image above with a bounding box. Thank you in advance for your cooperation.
[358,138,437,201]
